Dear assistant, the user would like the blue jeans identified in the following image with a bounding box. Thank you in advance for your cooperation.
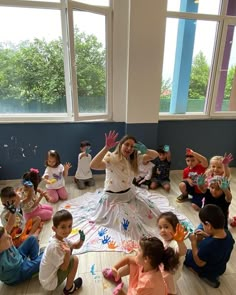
[13,236,43,285]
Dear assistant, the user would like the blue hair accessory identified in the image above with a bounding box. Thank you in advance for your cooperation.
[23,180,33,187]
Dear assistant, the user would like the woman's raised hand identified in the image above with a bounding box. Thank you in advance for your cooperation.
[105,130,119,149]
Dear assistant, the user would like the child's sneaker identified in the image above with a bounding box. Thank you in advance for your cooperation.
[176,194,188,203]
[63,277,83,295]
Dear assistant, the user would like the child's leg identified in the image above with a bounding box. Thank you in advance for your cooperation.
[18,235,40,260]
[77,179,86,189]
[28,216,42,236]
[58,187,68,200]
[87,178,95,187]
[47,189,59,203]
[162,181,170,192]
[24,205,53,221]
[176,181,189,202]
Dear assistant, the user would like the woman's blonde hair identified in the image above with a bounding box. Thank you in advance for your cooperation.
[114,135,139,174]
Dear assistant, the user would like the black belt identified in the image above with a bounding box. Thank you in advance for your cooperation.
[105,188,130,194]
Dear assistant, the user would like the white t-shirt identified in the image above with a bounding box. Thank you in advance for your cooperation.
[75,153,93,180]
[43,164,65,189]
[39,236,72,291]
[103,152,144,192]
[136,161,155,180]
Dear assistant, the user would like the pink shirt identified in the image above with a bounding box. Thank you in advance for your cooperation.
[128,263,167,295]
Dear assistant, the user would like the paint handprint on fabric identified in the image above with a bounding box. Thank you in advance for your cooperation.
[101,235,111,244]
[98,227,108,237]
[122,218,130,231]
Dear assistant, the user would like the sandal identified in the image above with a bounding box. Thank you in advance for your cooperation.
[113,282,124,295]
[176,194,188,203]
[102,268,121,284]
[63,277,83,295]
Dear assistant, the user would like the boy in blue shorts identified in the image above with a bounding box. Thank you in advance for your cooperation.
[184,204,235,288]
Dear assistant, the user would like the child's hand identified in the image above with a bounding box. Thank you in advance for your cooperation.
[79,229,85,241]
[186,148,193,155]
[197,174,206,186]
[4,201,17,214]
[60,242,71,254]
[85,146,92,155]
[163,145,170,152]
[105,130,119,149]
[134,142,147,154]
[64,162,72,170]
[173,223,187,242]
[219,177,229,190]
[222,153,234,165]
[187,178,194,186]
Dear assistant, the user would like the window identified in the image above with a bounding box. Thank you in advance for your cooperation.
[161,0,236,118]
[0,0,111,121]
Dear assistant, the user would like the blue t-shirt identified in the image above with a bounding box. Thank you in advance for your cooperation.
[0,246,22,284]
[203,189,230,229]
[185,230,235,279]
[152,158,170,181]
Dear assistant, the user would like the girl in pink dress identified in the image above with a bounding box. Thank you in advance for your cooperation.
[20,168,53,222]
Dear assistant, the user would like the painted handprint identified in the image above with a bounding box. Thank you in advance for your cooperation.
[121,218,130,231]
[98,227,108,237]
[146,210,153,219]
[101,235,111,244]
[108,240,118,249]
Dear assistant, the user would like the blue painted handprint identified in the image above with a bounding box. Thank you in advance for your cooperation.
[122,218,130,231]
[101,235,111,244]
[98,227,108,237]
[90,264,96,275]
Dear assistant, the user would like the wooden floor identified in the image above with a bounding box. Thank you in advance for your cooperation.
[0,169,236,295]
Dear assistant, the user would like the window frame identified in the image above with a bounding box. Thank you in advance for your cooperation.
[0,0,112,122]
[160,1,236,120]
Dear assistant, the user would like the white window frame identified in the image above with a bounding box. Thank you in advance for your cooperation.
[0,0,112,122]
[160,0,236,120]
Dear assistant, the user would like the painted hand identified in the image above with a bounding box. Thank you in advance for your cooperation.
[222,153,234,165]
[186,148,193,155]
[163,145,170,152]
[4,201,17,214]
[101,235,111,244]
[134,142,147,154]
[219,177,229,190]
[173,223,187,242]
[79,229,85,241]
[105,130,119,149]
[85,146,92,155]
[197,174,206,186]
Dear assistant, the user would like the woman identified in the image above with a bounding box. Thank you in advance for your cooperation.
[59,131,193,254]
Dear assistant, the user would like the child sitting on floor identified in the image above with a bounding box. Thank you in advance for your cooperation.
[39,209,85,295]
[102,236,179,295]
[184,204,235,288]
[150,145,171,192]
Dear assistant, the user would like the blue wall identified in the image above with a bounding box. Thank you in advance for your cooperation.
[0,120,235,180]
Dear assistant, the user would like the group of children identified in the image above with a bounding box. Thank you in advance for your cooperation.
[0,131,235,295]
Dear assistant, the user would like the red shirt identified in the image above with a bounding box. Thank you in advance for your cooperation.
[183,164,206,194]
